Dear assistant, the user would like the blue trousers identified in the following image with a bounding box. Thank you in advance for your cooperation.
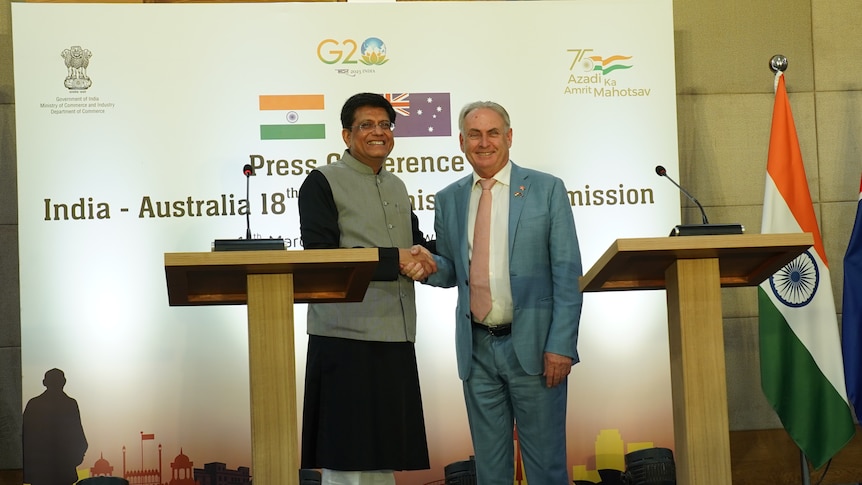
[464,326,569,484]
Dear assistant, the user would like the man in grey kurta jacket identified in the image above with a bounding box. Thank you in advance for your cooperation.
[297,92,437,485]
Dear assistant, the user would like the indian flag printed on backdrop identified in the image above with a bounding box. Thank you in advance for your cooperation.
[259,94,325,140]
[758,71,855,469]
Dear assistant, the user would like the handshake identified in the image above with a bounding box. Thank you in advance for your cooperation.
[399,245,437,281]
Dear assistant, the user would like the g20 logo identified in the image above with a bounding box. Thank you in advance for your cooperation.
[317,37,389,66]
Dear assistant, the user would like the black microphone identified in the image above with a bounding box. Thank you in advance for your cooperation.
[212,163,285,251]
[654,165,744,236]
[655,165,708,224]
[243,164,253,240]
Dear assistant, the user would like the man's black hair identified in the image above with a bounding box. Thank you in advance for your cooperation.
[340,92,397,129]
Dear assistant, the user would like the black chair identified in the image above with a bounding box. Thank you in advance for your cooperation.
[621,447,676,485]
[78,478,130,485]
[444,456,476,485]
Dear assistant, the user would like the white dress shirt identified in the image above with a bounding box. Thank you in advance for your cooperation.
[468,162,514,325]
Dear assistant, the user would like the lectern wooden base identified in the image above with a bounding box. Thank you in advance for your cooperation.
[665,258,730,483]
[165,249,378,485]
[580,234,813,485]
[247,273,299,482]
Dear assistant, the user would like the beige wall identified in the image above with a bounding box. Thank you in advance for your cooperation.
[0,0,20,471]
[1,0,860,475]
[673,0,861,432]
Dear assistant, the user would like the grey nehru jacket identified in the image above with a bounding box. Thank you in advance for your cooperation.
[306,152,418,342]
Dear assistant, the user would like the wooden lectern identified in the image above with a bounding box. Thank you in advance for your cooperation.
[579,233,813,485]
[164,248,378,485]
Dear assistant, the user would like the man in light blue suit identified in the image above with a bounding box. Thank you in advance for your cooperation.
[418,101,583,484]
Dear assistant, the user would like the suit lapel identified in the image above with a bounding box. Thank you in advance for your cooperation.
[454,176,473,272]
[508,163,529,252]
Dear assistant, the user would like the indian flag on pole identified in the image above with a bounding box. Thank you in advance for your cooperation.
[259,94,325,140]
[758,70,855,469]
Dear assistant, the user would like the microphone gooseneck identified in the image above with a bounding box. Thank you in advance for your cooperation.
[654,165,709,224]
[243,164,253,239]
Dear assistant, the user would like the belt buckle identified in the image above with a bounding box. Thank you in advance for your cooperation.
[472,319,511,337]
[486,323,511,337]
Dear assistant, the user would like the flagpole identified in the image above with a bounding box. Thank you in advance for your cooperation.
[769,53,810,485]
[769,54,811,485]
[800,451,811,485]
[769,54,812,485]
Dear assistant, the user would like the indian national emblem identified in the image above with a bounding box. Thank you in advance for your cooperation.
[61,45,92,90]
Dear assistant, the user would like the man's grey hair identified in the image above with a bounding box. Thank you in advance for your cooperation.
[458,101,511,135]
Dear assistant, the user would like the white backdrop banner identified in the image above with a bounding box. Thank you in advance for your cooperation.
[13,1,680,483]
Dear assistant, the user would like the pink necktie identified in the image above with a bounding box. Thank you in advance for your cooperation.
[470,178,496,322]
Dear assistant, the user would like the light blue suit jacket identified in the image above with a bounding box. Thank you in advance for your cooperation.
[425,162,583,380]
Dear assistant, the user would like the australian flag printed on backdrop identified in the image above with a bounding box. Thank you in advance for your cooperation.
[383,93,452,138]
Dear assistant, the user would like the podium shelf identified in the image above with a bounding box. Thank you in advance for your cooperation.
[164,248,378,305]
[579,233,813,292]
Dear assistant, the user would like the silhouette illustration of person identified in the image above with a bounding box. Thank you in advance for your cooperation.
[23,368,88,485]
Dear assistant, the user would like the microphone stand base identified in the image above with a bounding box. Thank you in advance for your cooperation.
[669,223,745,237]
[212,238,287,251]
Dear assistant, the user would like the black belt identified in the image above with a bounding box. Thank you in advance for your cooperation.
[472,320,512,337]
